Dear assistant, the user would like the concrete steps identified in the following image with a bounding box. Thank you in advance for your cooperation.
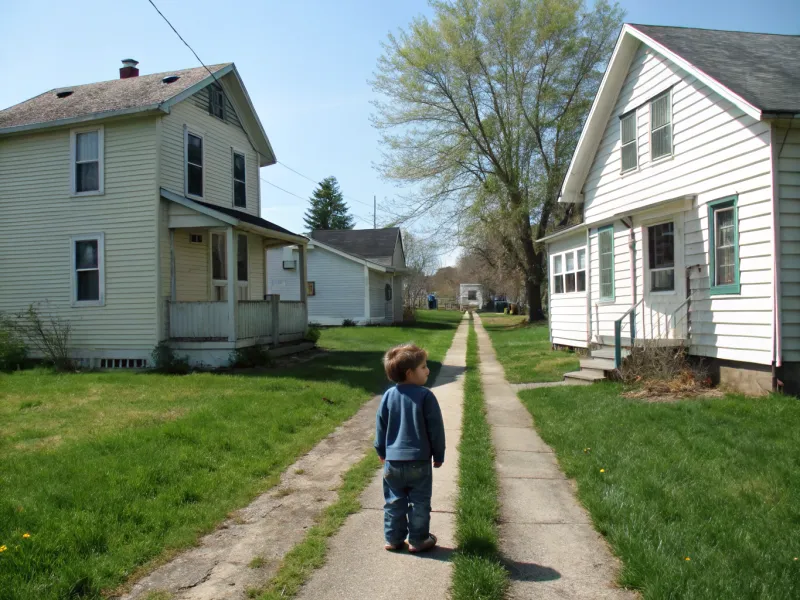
[562,345,621,385]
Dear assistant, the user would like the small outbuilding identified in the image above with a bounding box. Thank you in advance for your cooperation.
[459,284,484,309]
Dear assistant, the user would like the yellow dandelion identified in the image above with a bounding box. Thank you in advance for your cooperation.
[0,545,7,553]
[583,448,591,453]
[795,557,798,561]
[600,468,605,473]
[22,533,30,539]
[685,557,691,561]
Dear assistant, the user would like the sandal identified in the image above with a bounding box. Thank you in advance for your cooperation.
[408,534,437,553]
[384,541,405,551]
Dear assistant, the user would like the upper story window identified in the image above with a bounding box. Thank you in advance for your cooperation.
[620,111,637,173]
[551,248,586,295]
[708,195,740,296]
[210,84,225,120]
[71,126,104,195]
[71,233,105,306]
[650,89,672,160]
[185,129,203,199]
[233,151,246,208]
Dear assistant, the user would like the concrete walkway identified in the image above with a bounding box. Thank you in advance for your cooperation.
[296,313,469,600]
[473,314,636,600]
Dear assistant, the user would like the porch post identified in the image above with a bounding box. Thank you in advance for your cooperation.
[299,244,308,304]
[226,226,237,343]
[169,229,177,302]
[270,294,280,348]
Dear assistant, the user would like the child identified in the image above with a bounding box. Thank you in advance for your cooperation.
[375,343,445,553]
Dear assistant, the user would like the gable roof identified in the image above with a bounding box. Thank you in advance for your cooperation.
[310,228,402,261]
[559,24,800,204]
[0,63,276,165]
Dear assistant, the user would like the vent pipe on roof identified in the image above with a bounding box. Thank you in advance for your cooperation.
[119,59,139,79]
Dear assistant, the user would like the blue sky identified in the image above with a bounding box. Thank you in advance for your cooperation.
[2,0,797,266]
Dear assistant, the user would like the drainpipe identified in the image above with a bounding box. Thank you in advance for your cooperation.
[770,123,784,392]
[623,217,637,336]
[586,227,592,347]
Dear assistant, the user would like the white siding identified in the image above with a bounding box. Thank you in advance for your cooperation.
[0,117,160,357]
[582,43,774,364]
[778,125,800,362]
[369,270,391,320]
[173,229,208,301]
[548,233,588,348]
[160,91,260,217]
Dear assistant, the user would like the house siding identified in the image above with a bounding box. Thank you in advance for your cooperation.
[0,117,160,357]
[160,90,260,217]
[369,270,391,320]
[547,233,589,348]
[173,229,209,301]
[582,43,774,365]
[777,125,800,362]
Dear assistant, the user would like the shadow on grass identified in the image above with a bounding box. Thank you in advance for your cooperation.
[410,546,561,582]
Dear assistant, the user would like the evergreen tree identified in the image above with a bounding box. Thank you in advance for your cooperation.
[303,176,355,230]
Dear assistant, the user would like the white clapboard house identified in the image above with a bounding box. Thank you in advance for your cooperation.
[459,284,484,309]
[267,228,406,325]
[0,60,309,368]
[539,25,800,395]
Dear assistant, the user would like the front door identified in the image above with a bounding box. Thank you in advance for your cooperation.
[642,214,685,339]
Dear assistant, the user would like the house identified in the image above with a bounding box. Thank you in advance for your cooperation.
[538,25,800,395]
[459,284,484,309]
[266,228,405,325]
[0,60,310,368]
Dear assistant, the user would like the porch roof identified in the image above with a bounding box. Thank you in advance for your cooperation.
[161,187,306,245]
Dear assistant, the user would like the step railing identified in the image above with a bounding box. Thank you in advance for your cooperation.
[613,298,644,368]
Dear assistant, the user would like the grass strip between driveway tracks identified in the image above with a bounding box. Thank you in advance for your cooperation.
[451,315,508,599]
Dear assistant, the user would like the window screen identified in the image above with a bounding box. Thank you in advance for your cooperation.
[620,112,637,172]
[651,91,672,159]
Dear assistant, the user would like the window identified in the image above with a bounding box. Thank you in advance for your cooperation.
[551,249,587,295]
[209,84,225,120]
[211,232,226,281]
[648,222,675,292]
[237,234,248,282]
[71,234,104,306]
[708,196,740,295]
[71,127,104,195]
[620,111,637,172]
[306,281,316,297]
[185,130,203,198]
[598,226,615,300]
[233,151,246,207]
[468,290,477,300]
[650,90,672,160]
[385,283,393,301]
[190,234,203,244]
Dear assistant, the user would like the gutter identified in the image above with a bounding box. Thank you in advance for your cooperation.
[0,105,162,136]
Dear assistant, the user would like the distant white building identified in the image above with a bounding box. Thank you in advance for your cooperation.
[459,284,484,309]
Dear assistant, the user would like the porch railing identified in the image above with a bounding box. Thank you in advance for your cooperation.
[237,301,273,340]
[279,301,307,339]
[169,302,229,339]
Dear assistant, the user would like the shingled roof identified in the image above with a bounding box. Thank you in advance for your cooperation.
[310,228,402,261]
[0,63,231,132]
[631,24,800,114]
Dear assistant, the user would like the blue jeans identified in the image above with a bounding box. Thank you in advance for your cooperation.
[382,460,433,546]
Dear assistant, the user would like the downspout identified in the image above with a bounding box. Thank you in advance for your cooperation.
[586,226,592,347]
[622,217,637,334]
[770,122,785,390]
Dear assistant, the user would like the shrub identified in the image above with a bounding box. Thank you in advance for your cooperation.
[151,341,190,374]
[619,341,711,398]
[341,319,357,327]
[3,304,73,371]
[230,345,271,368]
[402,307,417,323]
[0,324,27,371]
[304,327,321,344]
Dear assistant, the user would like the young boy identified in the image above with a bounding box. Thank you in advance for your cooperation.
[375,343,445,553]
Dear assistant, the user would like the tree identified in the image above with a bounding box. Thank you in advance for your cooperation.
[402,231,441,307]
[303,176,355,231]
[372,0,622,320]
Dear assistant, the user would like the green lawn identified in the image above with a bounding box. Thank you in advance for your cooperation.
[0,310,462,600]
[479,314,578,383]
[518,383,800,599]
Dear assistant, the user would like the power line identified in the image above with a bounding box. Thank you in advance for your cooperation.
[276,161,375,209]
[260,177,373,226]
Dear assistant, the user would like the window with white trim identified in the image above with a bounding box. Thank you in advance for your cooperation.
[211,232,227,301]
[650,90,672,160]
[71,127,104,195]
[551,249,586,295]
[71,234,104,306]
[620,111,637,173]
[185,130,203,198]
[648,222,675,292]
[233,151,246,208]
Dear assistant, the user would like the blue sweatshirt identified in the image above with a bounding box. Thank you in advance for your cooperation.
[374,384,446,464]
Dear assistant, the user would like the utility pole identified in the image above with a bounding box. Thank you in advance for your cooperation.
[373,195,376,229]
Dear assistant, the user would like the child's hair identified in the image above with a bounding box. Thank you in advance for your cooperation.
[383,343,428,383]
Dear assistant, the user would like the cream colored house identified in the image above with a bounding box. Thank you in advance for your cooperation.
[0,60,309,367]
[538,25,800,395]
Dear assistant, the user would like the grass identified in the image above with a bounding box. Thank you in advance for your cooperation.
[518,383,800,599]
[451,315,508,600]
[253,452,381,599]
[479,313,578,383]
[0,310,463,600]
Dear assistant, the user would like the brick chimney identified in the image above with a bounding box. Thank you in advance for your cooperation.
[119,59,140,79]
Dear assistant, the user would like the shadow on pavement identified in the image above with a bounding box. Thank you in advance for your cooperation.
[408,546,562,582]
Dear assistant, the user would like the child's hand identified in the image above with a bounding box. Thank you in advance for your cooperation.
[433,462,443,468]
[379,457,385,464]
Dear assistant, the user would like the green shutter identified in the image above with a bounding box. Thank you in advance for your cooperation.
[598,225,615,301]
[708,195,740,295]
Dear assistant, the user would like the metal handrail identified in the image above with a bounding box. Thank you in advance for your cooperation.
[668,293,693,339]
[613,298,644,368]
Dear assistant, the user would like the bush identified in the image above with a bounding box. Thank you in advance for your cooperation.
[0,325,27,371]
[402,307,417,323]
[619,341,711,398]
[151,342,190,374]
[305,327,321,343]
[3,304,73,371]
[341,319,357,327]
[230,345,271,368]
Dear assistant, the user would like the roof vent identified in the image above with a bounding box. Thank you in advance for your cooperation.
[56,90,74,99]
[162,75,180,84]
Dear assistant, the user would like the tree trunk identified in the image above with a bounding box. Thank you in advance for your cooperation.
[512,193,546,322]
[526,277,544,321]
